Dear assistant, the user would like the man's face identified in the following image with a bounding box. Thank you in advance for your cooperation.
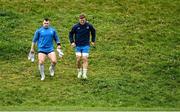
[79,18,86,25]
[43,20,50,28]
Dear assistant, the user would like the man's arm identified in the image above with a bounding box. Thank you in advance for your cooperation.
[31,30,39,52]
[30,42,35,53]
[90,24,96,46]
[69,26,76,47]
[53,30,61,49]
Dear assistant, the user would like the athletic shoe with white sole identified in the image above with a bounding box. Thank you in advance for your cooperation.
[82,74,87,79]
[77,72,82,78]
[28,52,35,62]
[57,48,64,58]
[41,74,45,81]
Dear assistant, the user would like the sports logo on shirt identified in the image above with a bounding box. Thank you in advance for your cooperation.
[77,27,80,30]
[86,26,89,29]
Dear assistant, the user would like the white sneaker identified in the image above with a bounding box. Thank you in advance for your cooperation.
[41,74,45,81]
[82,74,87,79]
[57,48,64,58]
[28,52,35,62]
[77,72,82,78]
[49,66,54,76]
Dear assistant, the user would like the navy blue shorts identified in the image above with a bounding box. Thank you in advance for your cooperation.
[38,50,54,55]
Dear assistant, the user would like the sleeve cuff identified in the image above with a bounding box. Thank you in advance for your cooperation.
[57,43,61,46]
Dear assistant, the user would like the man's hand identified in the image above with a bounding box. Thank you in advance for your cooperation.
[71,42,76,48]
[57,45,61,49]
[91,42,95,47]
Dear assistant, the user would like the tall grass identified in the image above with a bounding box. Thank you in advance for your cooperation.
[0,0,179,111]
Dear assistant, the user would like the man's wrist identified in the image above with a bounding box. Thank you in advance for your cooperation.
[30,49,34,53]
[57,45,61,49]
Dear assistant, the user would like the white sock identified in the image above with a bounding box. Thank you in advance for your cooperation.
[77,68,82,73]
[39,64,45,77]
[50,64,55,70]
[82,69,87,78]
[77,68,82,78]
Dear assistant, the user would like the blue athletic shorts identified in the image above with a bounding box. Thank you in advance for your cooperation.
[75,46,90,57]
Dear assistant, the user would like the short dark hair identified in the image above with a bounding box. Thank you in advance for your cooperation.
[44,18,49,21]
[79,14,86,19]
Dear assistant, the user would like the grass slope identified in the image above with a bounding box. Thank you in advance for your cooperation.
[0,0,179,111]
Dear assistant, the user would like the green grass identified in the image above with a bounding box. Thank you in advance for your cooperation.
[0,0,180,111]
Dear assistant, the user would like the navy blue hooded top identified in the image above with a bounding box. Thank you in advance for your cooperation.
[69,22,96,46]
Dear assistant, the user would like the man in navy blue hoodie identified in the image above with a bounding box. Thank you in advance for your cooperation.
[69,14,96,79]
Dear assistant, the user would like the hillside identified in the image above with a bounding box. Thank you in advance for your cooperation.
[0,0,179,111]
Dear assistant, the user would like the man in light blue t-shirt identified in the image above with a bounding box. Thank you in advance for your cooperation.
[30,18,61,80]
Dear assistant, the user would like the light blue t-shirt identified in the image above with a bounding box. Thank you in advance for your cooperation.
[33,26,60,53]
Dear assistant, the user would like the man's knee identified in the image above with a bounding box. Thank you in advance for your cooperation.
[38,53,46,64]
[48,52,57,65]
[51,60,57,65]
[82,57,88,63]
[39,60,44,64]
[76,56,81,62]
